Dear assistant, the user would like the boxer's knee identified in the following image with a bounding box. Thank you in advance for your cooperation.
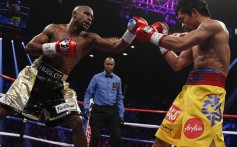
[0,104,14,119]
[67,114,83,131]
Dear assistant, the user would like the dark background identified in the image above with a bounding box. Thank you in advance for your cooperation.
[1,0,237,113]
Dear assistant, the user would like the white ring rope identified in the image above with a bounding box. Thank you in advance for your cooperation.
[0,131,74,146]
[0,93,237,146]
[1,120,237,146]
[124,122,237,135]
[24,135,73,146]
[0,117,236,146]
[124,122,160,129]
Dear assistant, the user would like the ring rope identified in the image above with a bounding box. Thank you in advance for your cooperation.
[2,116,156,144]
[1,73,237,146]
[7,115,237,136]
[101,134,155,144]
[0,131,73,146]
[1,73,237,119]
[0,115,237,147]
[0,74,15,82]
[6,116,72,131]
[79,100,237,119]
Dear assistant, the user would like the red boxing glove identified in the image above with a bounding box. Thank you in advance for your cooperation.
[127,16,148,34]
[55,38,76,55]
[42,38,77,55]
[122,16,148,44]
[135,24,157,42]
[152,22,169,35]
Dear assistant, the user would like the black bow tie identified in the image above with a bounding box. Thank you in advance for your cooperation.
[105,74,113,78]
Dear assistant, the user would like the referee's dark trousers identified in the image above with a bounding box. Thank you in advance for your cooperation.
[89,104,122,147]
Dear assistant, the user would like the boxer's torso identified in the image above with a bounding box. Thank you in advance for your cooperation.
[191,19,230,76]
[41,24,97,74]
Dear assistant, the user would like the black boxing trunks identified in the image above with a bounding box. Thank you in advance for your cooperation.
[0,57,82,127]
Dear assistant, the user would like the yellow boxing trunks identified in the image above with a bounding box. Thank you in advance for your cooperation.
[0,56,81,126]
[155,68,226,147]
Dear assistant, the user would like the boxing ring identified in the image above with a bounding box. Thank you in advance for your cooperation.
[1,73,237,146]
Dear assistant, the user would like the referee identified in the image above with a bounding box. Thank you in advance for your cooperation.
[83,57,124,147]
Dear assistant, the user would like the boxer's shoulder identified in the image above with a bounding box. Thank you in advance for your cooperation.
[79,31,101,40]
[44,24,66,31]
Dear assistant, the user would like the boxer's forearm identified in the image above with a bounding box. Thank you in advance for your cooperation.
[163,50,193,72]
[25,41,45,55]
[163,51,183,72]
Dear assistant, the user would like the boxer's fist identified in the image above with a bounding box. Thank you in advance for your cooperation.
[135,24,157,42]
[55,38,76,55]
[122,17,147,44]
[152,22,169,35]
[127,16,148,34]
[42,38,77,55]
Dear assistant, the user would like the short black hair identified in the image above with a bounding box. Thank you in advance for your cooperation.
[175,0,211,17]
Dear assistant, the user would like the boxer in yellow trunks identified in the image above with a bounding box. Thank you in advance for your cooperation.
[156,68,226,147]
[135,0,230,146]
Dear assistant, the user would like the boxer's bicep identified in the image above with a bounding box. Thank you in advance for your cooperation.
[161,21,215,52]
[179,21,216,50]
[25,25,52,55]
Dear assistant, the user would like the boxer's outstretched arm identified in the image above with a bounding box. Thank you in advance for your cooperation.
[93,16,148,53]
[93,36,130,53]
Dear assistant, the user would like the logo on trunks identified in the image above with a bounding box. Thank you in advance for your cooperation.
[184,118,204,139]
[55,101,77,114]
[202,94,222,127]
[38,64,63,80]
[165,104,182,124]
[160,124,172,134]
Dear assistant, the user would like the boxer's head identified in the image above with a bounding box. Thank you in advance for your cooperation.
[104,57,115,74]
[71,5,94,31]
[175,0,211,32]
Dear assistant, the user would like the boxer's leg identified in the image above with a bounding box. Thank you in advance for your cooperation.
[0,104,14,120]
[67,114,87,147]
[152,138,170,147]
[210,140,216,147]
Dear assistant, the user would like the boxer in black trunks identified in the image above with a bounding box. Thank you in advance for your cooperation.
[0,5,148,147]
